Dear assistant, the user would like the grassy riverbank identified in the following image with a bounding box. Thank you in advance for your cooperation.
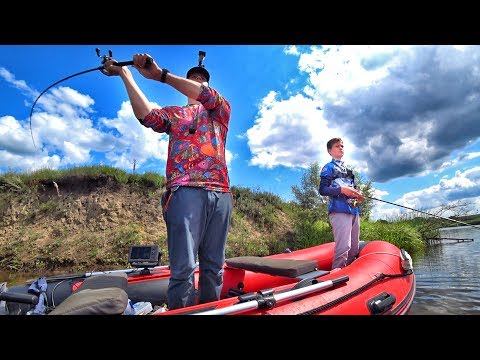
[0,165,469,274]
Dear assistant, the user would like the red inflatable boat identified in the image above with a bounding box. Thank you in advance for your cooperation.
[0,240,415,315]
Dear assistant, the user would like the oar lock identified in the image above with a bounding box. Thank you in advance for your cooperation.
[237,289,277,309]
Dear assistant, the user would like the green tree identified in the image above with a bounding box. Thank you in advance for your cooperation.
[291,162,325,210]
[352,171,374,221]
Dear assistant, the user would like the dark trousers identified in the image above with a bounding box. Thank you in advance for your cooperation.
[162,186,233,309]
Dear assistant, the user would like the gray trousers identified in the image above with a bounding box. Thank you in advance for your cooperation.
[162,186,233,309]
[328,212,360,269]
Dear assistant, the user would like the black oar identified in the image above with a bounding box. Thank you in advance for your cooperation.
[193,275,349,315]
[366,195,480,231]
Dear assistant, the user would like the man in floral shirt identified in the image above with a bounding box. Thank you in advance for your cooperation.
[104,52,232,310]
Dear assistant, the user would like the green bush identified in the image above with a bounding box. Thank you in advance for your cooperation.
[361,221,425,255]
[294,219,333,249]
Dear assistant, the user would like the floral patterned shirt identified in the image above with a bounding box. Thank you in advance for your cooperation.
[141,85,231,192]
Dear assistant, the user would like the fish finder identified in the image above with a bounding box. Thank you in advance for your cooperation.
[128,245,161,270]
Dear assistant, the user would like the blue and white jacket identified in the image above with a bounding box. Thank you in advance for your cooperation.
[319,159,360,215]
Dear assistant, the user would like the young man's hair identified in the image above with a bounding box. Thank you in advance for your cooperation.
[327,137,343,150]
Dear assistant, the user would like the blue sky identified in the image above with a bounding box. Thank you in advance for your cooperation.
[1,45,480,220]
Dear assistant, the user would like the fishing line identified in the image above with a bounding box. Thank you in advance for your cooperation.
[366,195,480,231]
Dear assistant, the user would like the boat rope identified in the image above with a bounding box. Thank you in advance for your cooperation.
[298,270,412,315]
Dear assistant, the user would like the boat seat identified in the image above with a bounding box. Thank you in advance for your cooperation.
[48,272,128,315]
[295,269,330,280]
[225,256,320,278]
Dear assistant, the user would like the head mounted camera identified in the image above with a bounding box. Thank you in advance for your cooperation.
[186,50,210,82]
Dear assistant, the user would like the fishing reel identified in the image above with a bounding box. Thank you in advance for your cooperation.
[96,48,113,64]
[96,48,152,76]
[28,47,151,150]
[96,48,114,76]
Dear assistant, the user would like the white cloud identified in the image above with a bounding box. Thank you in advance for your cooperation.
[100,101,169,170]
[284,46,299,56]
[0,67,31,93]
[246,91,340,169]
[371,166,480,220]
[62,141,91,163]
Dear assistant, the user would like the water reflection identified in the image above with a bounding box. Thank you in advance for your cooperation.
[1,272,29,285]
[0,270,68,286]
[410,226,480,315]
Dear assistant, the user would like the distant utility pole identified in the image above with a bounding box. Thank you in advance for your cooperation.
[133,159,137,174]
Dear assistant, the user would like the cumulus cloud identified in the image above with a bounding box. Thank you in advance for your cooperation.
[100,101,169,170]
[370,166,480,220]
[0,66,236,176]
[246,91,342,169]
[0,67,31,93]
[247,45,480,184]
[243,45,480,217]
[0,68,158,172]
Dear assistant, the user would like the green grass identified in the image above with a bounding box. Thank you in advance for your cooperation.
[362,220,426,255]
[0,165,166,192]
[231,186,284,231]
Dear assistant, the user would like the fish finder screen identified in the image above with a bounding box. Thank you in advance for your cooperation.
[130,246,152,260]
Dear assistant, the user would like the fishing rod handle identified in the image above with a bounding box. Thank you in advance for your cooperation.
[331,275,349,286]
[113,57,153,67]
[0,291,39,305]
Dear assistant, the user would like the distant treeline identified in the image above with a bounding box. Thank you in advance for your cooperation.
[451,214,480,226]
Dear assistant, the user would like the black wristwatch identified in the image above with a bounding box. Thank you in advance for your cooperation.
[160,68,169,83]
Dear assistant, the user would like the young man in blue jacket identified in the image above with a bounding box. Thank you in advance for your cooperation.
[319,138,365,270]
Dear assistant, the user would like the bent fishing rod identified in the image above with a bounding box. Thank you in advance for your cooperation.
[29,48,152,149]
[365,195,480,231]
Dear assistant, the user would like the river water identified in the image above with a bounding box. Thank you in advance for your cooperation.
[409,226,480,315]
[1,226,479,315]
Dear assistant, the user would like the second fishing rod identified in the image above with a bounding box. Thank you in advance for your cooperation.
[364,195,480,231]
